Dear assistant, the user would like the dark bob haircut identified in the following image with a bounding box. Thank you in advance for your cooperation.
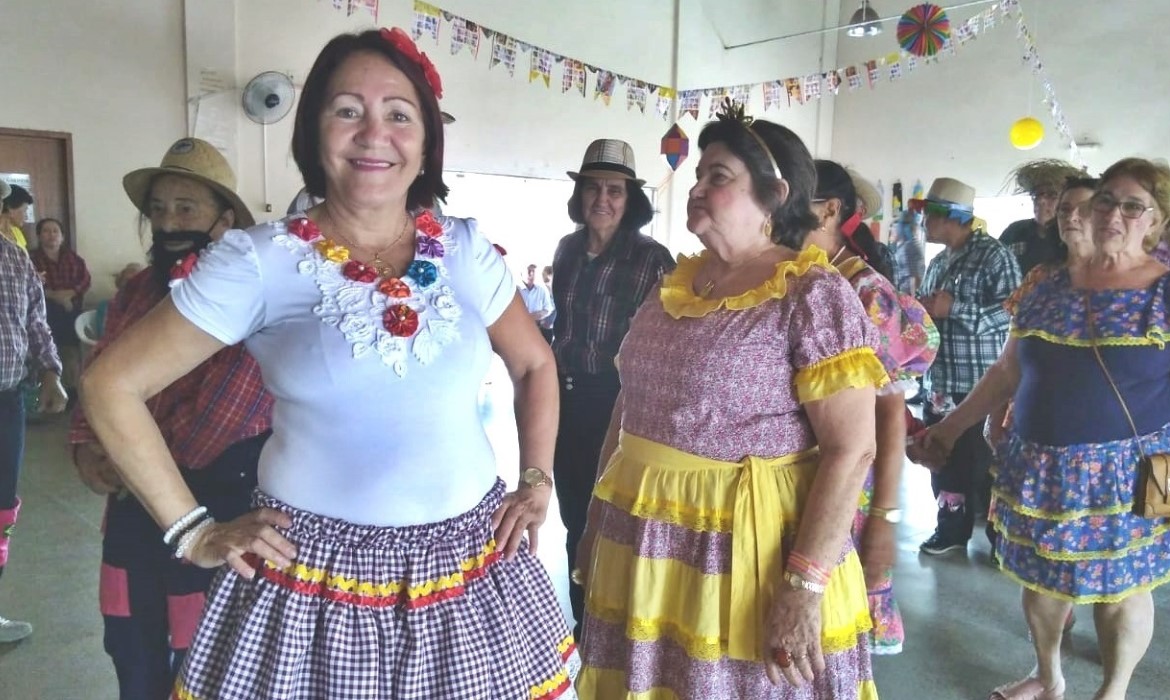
[3,184,33,213]
[697,118,819,249]
[566,177,655,231]
[292,30,448,209]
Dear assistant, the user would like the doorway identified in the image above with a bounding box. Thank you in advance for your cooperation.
[0,128,76,249]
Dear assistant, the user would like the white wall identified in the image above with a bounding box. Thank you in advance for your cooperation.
[0,0,187,302]
[830,0,1170,239]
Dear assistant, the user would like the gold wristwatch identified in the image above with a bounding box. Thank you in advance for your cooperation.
[520,467,553,489]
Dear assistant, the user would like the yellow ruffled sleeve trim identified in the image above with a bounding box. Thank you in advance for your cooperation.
[795,347,889,403]
[660,245,836,319]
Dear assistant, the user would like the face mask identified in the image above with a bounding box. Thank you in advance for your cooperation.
[148,225,216,292]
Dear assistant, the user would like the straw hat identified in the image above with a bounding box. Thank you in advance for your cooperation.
[846,168,881,220]
[567,139,645,186]
[909,177,976,211]
[123,138,254,228]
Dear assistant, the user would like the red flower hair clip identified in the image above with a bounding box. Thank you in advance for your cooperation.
[380,27,444,99]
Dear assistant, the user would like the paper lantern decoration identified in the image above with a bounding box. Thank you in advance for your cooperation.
[897,3,950,57]
[661,123,689,172]
[1009,117,1045,150]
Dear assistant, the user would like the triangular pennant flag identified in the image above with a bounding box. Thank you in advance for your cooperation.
[594,70,618,105]
[529,48,553,87]
[845,66,862,91]
[679,90,702,120]
[802,74,822,100]
[762,81,783,110]
[784,77,803,105]
[489,33,517,76]
[656,87,676,121]
[627,80,650,113]
[562,59,586,96]
[411,1,441,42]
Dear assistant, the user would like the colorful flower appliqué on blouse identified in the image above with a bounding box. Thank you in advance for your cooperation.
[272,212,463,376]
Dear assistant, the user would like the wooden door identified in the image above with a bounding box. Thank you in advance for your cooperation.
[0,128,75,249]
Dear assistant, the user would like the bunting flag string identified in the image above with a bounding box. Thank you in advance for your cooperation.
[405,0,1075,147]
[322,0,379,21]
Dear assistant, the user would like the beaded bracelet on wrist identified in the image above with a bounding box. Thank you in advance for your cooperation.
[162,506,209,547]
[173,517,216,561]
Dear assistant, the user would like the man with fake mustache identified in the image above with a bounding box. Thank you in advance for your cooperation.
[69,139,274,698]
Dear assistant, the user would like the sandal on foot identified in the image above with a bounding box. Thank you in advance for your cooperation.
[988,677,1064,700]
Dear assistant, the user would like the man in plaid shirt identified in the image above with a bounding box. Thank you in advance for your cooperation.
[0,197,69,642]
[911,178,1021,556]
[69,139,272,698]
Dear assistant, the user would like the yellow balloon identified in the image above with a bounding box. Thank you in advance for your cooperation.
[1010,117,1044,150]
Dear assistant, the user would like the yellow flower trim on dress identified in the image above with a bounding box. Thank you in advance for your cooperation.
[992,519,1170,562]
[172,681,198,700]
[794,346,890,404]
[260,540,500,609]
[659,245,835,319]
[992,486,1140,522]
[1011,326,1170,349]
[314,239,351,264]
[998,563,1170,605]
[529,667,572,699]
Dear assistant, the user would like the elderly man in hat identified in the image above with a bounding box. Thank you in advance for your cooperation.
[552,138,673,636]
[999,159,1083,276]
[0,178,68,644]
[69,138,273,698]
[910,178,1021,556]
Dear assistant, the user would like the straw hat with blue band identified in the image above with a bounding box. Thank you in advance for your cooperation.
[908,177,982,228]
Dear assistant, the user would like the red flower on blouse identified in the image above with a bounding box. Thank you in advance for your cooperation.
[170,253,198,282]
[416,210,444,239]
[342,260,378,284]
[379,28,444,99]
[287,217,321,242]
[384,304,420,337]
[378,277,411,298]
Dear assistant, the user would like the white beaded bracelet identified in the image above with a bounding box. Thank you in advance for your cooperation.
[173,517,216,561]
[162,506,209,546]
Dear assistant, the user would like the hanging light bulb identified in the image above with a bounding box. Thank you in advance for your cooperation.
[847,0,883,37]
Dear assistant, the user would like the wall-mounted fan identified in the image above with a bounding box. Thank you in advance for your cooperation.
[242,71,295,125]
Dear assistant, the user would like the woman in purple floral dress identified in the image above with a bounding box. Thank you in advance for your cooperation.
[805,161,938,656]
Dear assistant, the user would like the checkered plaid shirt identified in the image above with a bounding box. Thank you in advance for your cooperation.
[0,237,62,391]
[920,230,1021,395]
[551,227,674,375]
[30,247,91,311]
[69,268,273,469]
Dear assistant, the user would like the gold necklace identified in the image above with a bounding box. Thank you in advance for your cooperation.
[331,216,413,278]
[697,245,775,298]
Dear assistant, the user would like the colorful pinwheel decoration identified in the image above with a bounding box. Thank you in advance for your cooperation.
[661,123,689,172]
[897,3,950,57]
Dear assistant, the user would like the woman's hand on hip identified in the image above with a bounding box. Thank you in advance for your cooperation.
[764,586,825,688]
[491,484,552,561]
[186,508,297,579]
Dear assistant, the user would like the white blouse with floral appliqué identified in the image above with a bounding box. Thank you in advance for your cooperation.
[171,214,516,527]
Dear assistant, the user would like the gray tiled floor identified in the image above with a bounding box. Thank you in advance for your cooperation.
[1,394,1168,698]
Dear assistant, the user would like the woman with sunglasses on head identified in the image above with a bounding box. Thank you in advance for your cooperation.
[804,160,938,658]
[917,158,1170,700]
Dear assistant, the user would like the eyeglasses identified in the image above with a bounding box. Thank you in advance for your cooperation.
[1090,193,1155,220]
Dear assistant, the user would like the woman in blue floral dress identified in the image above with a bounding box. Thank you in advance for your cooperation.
[918,157,1170,700]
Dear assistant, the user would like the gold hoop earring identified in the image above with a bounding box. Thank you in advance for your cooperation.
[762,217,773,240]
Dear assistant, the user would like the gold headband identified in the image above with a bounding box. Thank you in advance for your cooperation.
[716,98,783,180]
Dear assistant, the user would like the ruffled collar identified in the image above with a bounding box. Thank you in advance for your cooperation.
[660,245,835,319]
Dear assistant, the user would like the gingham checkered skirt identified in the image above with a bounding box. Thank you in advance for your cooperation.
[173,479,579,699]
